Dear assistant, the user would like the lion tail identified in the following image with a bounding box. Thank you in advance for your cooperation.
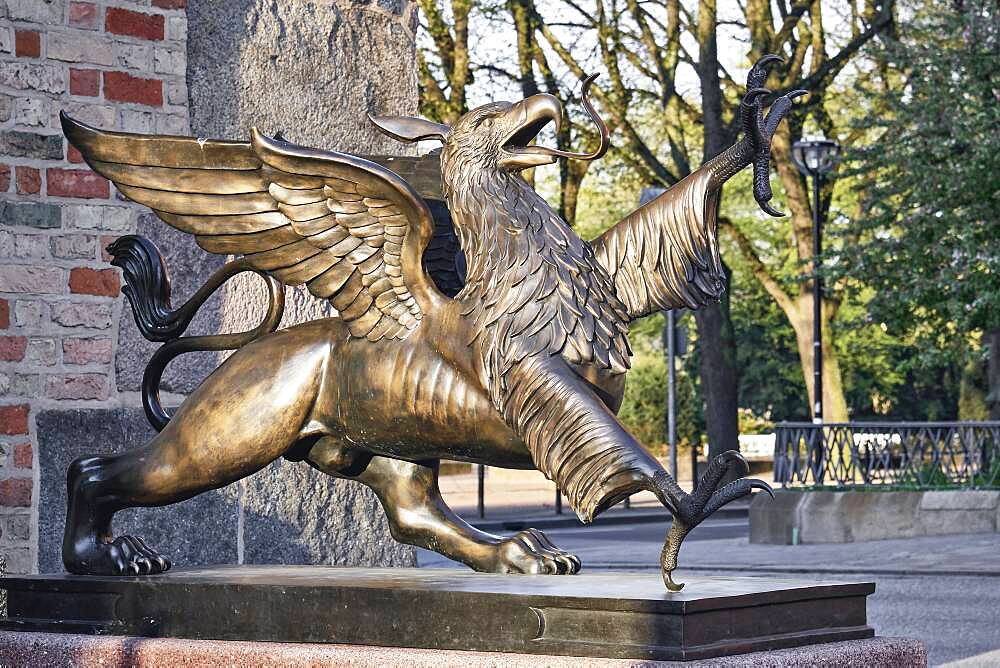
[108,235,285,431]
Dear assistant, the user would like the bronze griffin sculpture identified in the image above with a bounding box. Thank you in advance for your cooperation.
[60,56,802,590]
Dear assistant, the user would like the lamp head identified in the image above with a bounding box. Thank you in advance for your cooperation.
[791,138,840,177]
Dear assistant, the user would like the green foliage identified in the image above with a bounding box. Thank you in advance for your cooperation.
[737,408,774,435]
[839,0,1000,353]
[615,313,704,455]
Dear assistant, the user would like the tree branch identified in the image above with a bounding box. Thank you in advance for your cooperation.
[721,218,796,316]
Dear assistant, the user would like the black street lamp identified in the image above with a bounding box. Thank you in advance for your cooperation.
[791,138,840,424]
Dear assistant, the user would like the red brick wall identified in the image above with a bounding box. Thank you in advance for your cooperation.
[0,0,189,573]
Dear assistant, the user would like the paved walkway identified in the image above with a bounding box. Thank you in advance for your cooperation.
[581,528,1000,576]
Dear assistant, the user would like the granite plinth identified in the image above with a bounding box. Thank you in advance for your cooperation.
[0,566,874,661]
[0,632,927,667]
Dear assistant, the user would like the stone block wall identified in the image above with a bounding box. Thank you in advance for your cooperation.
[0,0,189,573]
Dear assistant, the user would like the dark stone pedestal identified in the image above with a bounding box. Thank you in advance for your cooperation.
[0,567,874,661]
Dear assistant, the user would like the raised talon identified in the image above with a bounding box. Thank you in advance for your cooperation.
[656,450,775,591]
[663,570,685,592]
[747,54,784,90]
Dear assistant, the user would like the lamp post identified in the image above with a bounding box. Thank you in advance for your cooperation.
[791,138,840,424]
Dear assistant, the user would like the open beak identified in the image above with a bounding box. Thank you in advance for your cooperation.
[499,74,610,171]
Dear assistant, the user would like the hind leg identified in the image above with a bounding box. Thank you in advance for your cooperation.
[64,336,326,575]
[308,443,580,574]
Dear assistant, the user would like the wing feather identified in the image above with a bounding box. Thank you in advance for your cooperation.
[62,113,442,341]
[156,210,288,235]
[589,169,725,320]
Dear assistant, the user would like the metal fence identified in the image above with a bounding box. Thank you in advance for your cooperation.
[774,422,1000,489]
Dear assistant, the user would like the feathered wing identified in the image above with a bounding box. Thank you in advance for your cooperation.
[61,113,443,341]
[589,167,725,320]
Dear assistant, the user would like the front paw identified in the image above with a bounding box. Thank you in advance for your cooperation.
[493,529,581,575]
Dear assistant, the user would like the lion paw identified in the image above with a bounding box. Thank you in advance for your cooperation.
[65,534,171,576]
[493,528,581,574]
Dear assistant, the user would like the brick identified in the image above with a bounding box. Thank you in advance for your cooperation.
[0,131,62,159]
[0,405,29,435]
[13,300,47,328]
[63,337,113,364]
[51,301,113,329]
[0,336,26,362]
[165,79,187,106]
[0,94,11,123]
[100,235,119,262]
[70,68,100,97]
[14,30,40,58]
[69,2,100,29]
[154,47,184,75]
[47,168,109,199]
[156,113,187,136]
[13,234,48,259]
[14,166,40,195]
[153,0,186,8]
[8,373,40,397]
[67,144,85,164]
[12,443,31,469]
[0,164,9,192]
[116,43,152,71]
[8,0,62,23]
[0,62,64,94]
[0,229,11,256]
[103,71,163,106]
[0,300,8,329]
[0,201,61,229]
[69,267,120,296]
[64,204,132,232]
[51,234,96,260]
[120,109,154,133]
[6,514,30,539]
[61,102,115,128]
[0,28,10,55]
[106,7,165,41]
[25,338,57,366]
[45,374,110,400]
[0,265,63,294]
[47,31,114,67]
[13,97,47,128]
[0,478,31,507]
[166,16,187,42]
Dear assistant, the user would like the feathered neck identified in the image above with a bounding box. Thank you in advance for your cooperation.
[439,149,633,402]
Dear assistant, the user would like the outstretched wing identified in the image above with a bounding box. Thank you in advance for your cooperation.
[589,168,725,321]
[62,113,443,341]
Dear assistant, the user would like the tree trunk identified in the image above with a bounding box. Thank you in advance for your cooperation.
[987,328,1000,421]
[694,275,741,458]
[687,0,740,459]
[787,294,850,422]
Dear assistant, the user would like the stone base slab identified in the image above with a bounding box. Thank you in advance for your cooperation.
[0,631,927,667]
[751,490,1000,544]
[1,566,874,661]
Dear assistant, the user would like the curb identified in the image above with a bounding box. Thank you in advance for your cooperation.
[468,505,749,532]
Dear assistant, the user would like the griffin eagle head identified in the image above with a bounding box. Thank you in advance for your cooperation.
[369,74,609,173]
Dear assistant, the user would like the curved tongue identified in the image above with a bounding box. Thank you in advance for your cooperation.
[534,74,609,161]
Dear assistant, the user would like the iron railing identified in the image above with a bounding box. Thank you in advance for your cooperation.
[774,422,1000,489]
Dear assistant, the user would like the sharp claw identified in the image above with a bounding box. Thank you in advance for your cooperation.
[754,54,785,68]
[663,570,685,592]
[789,89,809,99]
[758,200,785,217]
[743,87,771,106]
[751,479,775,499]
